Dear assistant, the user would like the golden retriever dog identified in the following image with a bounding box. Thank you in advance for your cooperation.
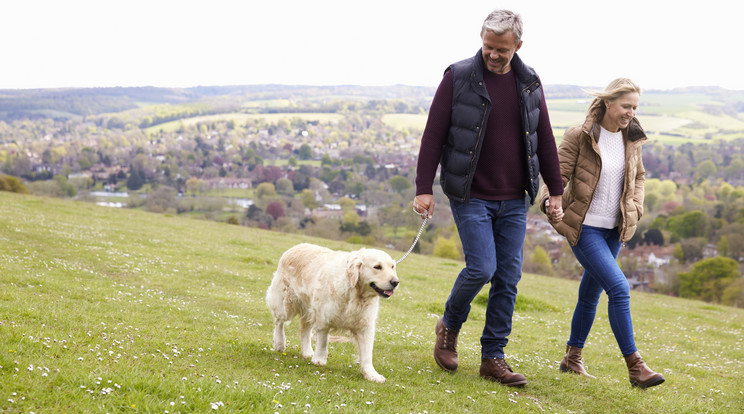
[266,243,399,383]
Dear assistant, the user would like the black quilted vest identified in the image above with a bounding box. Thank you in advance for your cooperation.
[440,50,543,204]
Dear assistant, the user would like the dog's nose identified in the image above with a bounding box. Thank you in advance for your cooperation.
[390,279,399,288]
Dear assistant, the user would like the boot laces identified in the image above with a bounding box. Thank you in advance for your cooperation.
[442,326,458,351]
[492,358,513,373]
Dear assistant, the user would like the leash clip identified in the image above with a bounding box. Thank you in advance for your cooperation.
[412,205,428,219]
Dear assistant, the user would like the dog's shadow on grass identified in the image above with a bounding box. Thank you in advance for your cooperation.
[242,335,375,381]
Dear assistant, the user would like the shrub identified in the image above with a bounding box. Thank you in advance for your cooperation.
[346,235,364,244]
[678,256,739,302]
[0,174,28,194]
[525,245,554,276]
[433,237,460,260]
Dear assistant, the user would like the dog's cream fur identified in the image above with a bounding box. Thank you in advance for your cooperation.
[266,243,399,383]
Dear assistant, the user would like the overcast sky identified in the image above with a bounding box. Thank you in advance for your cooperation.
[3,0,742,91]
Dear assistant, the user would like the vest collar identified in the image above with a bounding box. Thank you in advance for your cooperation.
[471,49,535,84]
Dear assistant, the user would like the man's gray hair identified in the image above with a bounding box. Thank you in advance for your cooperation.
[481,9,523,43]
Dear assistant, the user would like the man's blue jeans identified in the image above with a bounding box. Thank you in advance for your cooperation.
[568,225,637,357]
[444,198,527,359]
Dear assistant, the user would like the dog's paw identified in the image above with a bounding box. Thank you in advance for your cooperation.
[311,356,328,366]
[300,345,314,359]
[364,372,386,383]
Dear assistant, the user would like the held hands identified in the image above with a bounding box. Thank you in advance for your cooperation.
[413,194,434,219]
[546,195,564,223]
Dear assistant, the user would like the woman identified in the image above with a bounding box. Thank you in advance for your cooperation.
[538,78,664,389]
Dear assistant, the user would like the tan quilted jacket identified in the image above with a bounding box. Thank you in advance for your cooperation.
[538,116,648,246]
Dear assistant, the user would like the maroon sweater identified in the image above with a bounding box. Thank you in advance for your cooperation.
[415,69,563,201]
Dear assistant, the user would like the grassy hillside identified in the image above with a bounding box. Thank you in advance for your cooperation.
[144,113,345,134]
[379,92,744,145]
[1,191,742,413]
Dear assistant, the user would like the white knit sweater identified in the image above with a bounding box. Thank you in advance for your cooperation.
[584,126,625,229]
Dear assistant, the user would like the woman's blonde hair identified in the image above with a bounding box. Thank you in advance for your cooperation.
[585,78,642,123]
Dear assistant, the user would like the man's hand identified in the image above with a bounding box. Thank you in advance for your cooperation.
[413,194,434,219]
[546,195,564,223]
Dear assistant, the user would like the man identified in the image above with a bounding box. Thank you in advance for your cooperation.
[413,9,564,387]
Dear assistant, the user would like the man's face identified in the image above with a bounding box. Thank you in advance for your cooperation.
[481,30,522,75]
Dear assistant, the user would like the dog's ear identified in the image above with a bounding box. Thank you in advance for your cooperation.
[345,252,363,287]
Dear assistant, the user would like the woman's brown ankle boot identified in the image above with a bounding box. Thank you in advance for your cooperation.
[560,345,596,379]
[624,351,665,389]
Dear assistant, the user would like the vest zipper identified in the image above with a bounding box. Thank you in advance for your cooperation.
[465,99,489,201]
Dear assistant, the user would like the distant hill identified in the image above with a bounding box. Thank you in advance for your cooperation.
[3,84,744,144]
[0,85,437,121]
[4,83,743,121]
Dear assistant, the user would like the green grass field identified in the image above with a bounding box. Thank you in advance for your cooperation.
[380,94,744,145]
[145,113,344,134]
[1,191,743,413]
[136,89,744,146]
[381,114,427,131]
[546,95,744,144]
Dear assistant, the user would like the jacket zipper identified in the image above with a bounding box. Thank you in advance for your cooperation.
[618,138,643,244]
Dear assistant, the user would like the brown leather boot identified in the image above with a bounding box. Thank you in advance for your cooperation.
[434,318,460,372]
[480,358,527,387]
[560,345,596,379]
[624,351,665,389]
[434,317,459,372]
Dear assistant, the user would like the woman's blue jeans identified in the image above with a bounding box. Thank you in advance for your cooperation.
[444,198,527,359]
[568,225,637,357]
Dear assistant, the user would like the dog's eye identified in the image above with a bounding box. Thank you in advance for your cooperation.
[374,265,382,270]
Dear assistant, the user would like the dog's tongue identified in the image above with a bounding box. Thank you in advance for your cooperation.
[385,290,395,297]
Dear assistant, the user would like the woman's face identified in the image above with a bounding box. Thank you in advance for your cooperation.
[602,92,639,132]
